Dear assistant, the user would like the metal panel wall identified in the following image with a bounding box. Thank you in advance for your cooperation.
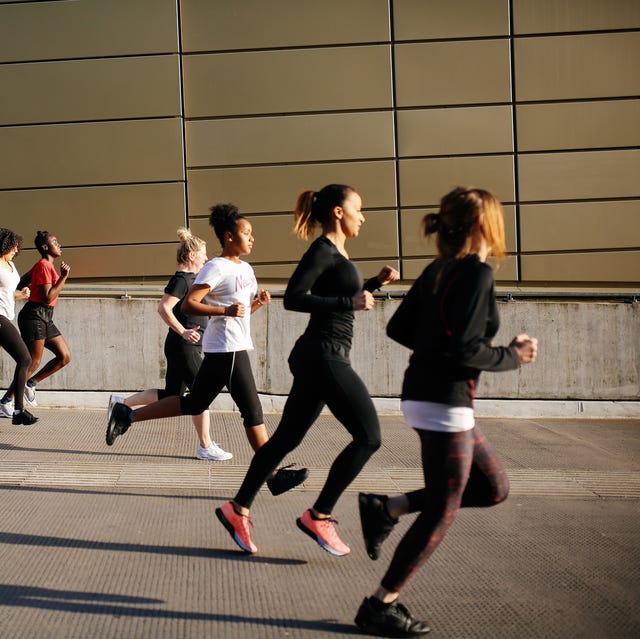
[0,0,638,286]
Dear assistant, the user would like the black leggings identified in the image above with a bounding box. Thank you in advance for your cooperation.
[381,427,509,593]
[234,353,381,514]
[179,350,263,428]
[0,315,31,411]
[157,335,202,399]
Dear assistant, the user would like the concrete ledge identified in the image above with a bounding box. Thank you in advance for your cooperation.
[26,391,640,419]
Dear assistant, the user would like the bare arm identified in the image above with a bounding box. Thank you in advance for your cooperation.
[157,293,200,344]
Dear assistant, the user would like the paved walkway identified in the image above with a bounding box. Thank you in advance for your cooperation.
[1,409,639,638]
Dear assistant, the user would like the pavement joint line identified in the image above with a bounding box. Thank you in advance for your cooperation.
[0,461,638,498]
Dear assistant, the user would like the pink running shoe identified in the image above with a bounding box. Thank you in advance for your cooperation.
[296,509,351,556]
[215,501,258,554]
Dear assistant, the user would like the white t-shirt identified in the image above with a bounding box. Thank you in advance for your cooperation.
[195,257,258,353]
[0,261,20,320]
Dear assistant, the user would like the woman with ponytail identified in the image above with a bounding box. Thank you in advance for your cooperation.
[216,184,399,556]
[108,227,232,460]
[354,187,538,638]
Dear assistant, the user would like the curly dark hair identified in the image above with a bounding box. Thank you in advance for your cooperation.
[209,203,246,247]
[0,228,23,258]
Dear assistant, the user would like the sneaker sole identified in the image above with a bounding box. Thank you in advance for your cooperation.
[354,616,431,638]
[105,414,118,446]
[215,507,256,554]
[196,449,233,461]
[295,517,350,556]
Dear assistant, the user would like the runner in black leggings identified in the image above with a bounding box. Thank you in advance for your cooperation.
[216,183,399,556]
[354,187,538,638]
[0,228,37,425]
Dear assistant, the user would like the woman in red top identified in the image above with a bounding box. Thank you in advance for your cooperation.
[1,231,71,408]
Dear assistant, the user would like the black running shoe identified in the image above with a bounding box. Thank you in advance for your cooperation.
[12,409,38,426]
[358,492,398,560]
[105,402,133,446]
[267,464,309,496]
[355,597,431,637]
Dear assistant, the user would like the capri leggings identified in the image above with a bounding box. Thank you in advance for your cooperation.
[178,350,263,428]
[157,334,202,399]
[234,349,382,514]
[0,315,31,411]
[381,427,509,593]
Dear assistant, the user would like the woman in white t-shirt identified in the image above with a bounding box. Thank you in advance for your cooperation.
[0,228,37,425]
[106,205,308,495]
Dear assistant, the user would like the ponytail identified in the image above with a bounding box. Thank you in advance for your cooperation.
[293,183,355,240]
[423,186,506,263]
[293,190,316,240]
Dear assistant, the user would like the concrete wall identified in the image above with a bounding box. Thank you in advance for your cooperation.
[2,298,638,406]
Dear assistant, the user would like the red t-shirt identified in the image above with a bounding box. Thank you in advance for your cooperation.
[28,259,60,307]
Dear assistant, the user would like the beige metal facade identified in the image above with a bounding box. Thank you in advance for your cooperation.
[1,0,638,287]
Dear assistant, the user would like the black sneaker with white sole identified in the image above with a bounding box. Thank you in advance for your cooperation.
[105,402,133,446]
[12,409,38,426]
[354,597,430,637]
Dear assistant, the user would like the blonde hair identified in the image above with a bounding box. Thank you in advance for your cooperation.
[176,227,206,265]
[293,184,355,240]
[423,187,506,263]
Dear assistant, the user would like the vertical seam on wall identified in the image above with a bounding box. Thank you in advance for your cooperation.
[389,0,403,278]
[509,0,522,282]
[176,0,189,227]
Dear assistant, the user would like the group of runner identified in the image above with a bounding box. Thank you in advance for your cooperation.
[0,229,71,426]
[2,184,538,637]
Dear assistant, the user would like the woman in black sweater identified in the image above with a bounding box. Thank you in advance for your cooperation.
[354,187,538,638]
[216,183,399,556]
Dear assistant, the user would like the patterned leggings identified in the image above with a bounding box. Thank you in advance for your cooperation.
[381,427,509,593]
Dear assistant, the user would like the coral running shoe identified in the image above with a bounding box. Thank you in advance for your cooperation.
[215,501,257,554]
[296,509,351,556]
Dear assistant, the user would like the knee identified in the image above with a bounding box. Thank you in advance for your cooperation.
[181,395,209,416]
[60,352,71,366]
[356,432,381,455]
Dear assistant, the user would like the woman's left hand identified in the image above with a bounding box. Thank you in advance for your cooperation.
[256,289,271,306]
[377,265,400,287]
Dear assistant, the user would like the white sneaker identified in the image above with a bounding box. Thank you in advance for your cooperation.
[0,400,14,419]
[196,442,233,461]
[108,394,124,422]
[24,385,37,407]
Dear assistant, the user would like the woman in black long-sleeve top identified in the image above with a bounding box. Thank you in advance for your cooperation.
[216,183,399,556]
[354,187,538,638]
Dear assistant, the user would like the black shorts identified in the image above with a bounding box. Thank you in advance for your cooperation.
[18,302,62,342]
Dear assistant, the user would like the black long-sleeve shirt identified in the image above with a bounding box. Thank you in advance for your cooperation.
[387,254,519,407]
[284,235,379,361]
